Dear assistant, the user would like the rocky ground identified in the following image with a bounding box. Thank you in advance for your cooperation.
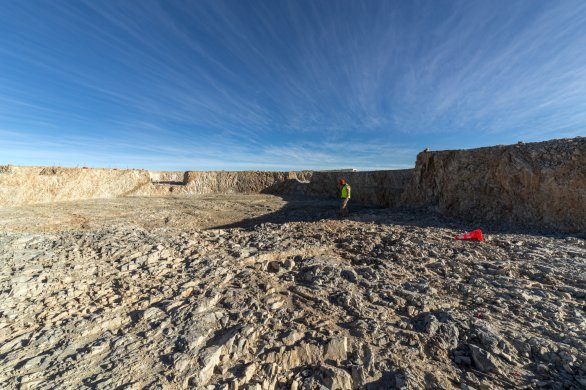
[1,195,585,389]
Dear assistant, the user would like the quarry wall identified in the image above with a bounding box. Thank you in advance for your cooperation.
[1,137,584,232]
[402,137,586,232]
[0,166,152,207]
[284,170,415,208]
[141,171,312,196]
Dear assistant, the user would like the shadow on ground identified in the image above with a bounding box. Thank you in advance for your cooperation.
[212,194,466,232]
[212,194,368,229]
[212,194,583,239]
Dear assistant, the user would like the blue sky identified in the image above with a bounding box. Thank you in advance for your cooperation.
[1,0,585,170]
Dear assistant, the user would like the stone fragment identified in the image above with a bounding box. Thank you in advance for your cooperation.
[319,364,353,390]
[325,336,348,362]
[406,306,417,316]
[143,307,166,322]
[350,365,367,387]
[267,261,281,273]
[238,362,257,385]
[282,258,295,271]
[181,287,194,298]
[422,313,439,336]
[282,330,304,346]
[469,345,498,373]
[198,346,223,385]
[454,355,471,365]
[340,269,357,283]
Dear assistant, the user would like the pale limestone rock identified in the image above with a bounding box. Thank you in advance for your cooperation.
[320,364,353,390]
[469,345,499,373]
[199,346,223,385]
[325,336,348,362]
[238,362,257,385]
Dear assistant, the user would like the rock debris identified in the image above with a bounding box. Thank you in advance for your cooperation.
[0,195,585,389]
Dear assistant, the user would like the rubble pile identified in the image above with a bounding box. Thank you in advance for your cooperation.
[1,198,584,389]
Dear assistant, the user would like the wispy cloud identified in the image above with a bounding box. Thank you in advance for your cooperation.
[0,128,415,171]
[0,0,585,170]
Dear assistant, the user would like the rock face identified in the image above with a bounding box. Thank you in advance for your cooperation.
[182,170,306,194]
[1,137,584,232]
[0,166,152,207]
[0,168,304,207]
[293,169,415,208]
[403,137,586,232]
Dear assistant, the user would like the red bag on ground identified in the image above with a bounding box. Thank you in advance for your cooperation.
[454,229,483,241]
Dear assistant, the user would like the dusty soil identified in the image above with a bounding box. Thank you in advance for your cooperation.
[1,195,585,389]
[0,195,291,233]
